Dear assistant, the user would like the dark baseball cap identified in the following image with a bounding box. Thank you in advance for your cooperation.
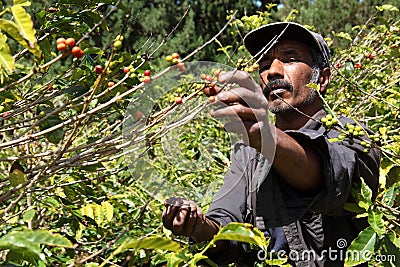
[243,22,330,68]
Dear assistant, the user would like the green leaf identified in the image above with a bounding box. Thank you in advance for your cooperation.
[345,226,376,266]
[9,169,27,187]
[376,5,399,12]
[13,0,31,6]
[0,233,41,255]
[11,5,36,46]
[113,236,181,256]
[368,209,385,236]
[11,230,73,248]
[189,253,208,267]
[83,47,104,55]
[353,177,373,211]
[213,222,270,251]
[381,235,400,266]
[0,19,41,59]
[343,61,354,77]
[23,208,35,223]
[387,167,400,187]
[80,203,94,220]
[0,229,72,265]
[360,178,372,201]
[0,32,14,72]
[101,201,113,222]
[344,203,366,214]
[165,252,185,267]
[381,182,399,206]
[306,82,319,91]
[100,236,181,266]
[388,232,400,250]
[336,32,353,42]
[65,85,89,99]
[93,203,104,226]
[37,106,64,144]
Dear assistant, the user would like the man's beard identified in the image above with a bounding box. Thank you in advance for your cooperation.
[267,67,321,114]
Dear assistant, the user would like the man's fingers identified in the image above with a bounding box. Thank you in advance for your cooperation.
[203,85,221,97]
[162,198,200,237]
[223,120,257,135]
[211,103,268,121]
[182,201,199,236]
[218,70,262,93]
[211,105,256,121]
[211,88,266,109]
[162,197,186,230]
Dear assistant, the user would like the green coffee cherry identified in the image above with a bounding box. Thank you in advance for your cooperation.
[113,40,122,50]
[346,123,355,130]
[38,111,46,118]
[321,114,338,129]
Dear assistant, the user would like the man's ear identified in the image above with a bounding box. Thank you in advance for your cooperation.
[319,67,331,95]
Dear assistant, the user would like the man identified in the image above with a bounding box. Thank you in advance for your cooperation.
[162,22,380,266]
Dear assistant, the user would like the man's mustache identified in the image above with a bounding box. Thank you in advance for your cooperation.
[262,79,293,97]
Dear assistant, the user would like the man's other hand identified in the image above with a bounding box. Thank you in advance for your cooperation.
[162,197,220,243]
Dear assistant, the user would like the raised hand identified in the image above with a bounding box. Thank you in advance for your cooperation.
[205,70,275,158]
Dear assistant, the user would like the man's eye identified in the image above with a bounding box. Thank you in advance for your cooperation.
[288,57,298,62]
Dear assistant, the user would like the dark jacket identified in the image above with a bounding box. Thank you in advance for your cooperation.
[206,109,380,266]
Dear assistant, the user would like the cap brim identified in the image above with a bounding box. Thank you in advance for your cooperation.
[244,22,324,57]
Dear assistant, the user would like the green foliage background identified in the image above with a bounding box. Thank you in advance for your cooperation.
[0,0,399,266]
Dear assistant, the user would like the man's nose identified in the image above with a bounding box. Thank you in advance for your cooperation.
[267,59,284,80]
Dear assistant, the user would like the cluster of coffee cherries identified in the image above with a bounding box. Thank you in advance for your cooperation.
[56,37,84,58]
[165,53,185,72]
[141,69,151,84]
[320,114,339,128]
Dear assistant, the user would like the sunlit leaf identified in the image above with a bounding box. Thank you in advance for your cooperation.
[0,229,72,265]
[11,230,73,248]
[93,203,104,226]
[189,253,209,267]
[0,14,41,59]
[165,252,185,267]
[80,203,94,220]
[13,0,31,6]
[101,201,113,222]
[213,222,269,251]
[23,208,35,223]
[11,5,36,46]
[368,209,385,236]
[376,5,399,12]
[381,182,399,206]
[0,32,14,72]
[345,227,376,266]
[110,236,181,263]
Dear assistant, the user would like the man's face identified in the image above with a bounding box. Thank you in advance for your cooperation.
[258,39,319,114]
